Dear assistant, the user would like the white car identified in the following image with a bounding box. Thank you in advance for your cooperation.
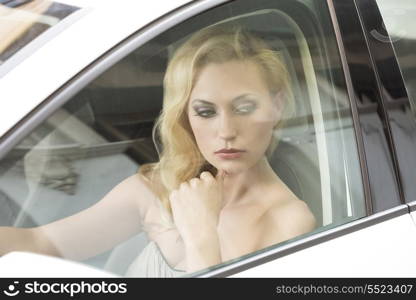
[0,0,416,278]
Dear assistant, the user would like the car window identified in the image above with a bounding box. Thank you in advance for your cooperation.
[0,0,367,277]
[376,0,416,111]
[374,0,416,203]
[0,0,81,77]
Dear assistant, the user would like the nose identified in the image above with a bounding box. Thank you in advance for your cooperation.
[218,113,237,141]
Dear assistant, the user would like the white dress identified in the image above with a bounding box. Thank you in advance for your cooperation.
[125,241,186,278]
[125,176,187,277]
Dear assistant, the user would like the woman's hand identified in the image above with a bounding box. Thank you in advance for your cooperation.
[169,170,225,245]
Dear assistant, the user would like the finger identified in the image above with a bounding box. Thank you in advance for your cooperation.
[168,191,179,223]
[169,190,178,204]
[189,178,199,188]
[179,182,189,191]
[200,171,214,181]
[168,190,178,211]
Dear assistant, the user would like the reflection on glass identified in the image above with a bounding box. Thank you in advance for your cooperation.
[0,0,78,65]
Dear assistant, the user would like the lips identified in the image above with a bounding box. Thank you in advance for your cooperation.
[215,148,244,154]
[214,148,245,159]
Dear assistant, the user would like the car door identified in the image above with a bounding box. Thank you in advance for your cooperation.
[0,0,415,278]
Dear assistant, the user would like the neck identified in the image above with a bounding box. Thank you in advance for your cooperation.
[221,156,277,208]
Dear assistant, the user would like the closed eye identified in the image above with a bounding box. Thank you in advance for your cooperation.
[193,107,216,118]
[234,103,257,114]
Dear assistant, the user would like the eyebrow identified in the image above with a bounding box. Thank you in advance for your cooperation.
[191,94,257,106]
[191,99,214,106]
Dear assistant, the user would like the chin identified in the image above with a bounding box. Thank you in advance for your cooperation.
[212,162,250,175]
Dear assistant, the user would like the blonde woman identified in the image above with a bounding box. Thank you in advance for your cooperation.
[0,24,315,277]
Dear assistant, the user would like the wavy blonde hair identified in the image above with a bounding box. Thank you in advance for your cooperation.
[139,23,294,214]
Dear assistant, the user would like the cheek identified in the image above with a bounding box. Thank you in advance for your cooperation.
[244,116,275,150]
[249,110,276,133]
[250,122,274,141]
[189,118,212,148]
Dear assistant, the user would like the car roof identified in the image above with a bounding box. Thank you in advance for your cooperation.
[0,0,190,138]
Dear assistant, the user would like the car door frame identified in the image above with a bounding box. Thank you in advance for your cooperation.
[0,0,413,278]
[354,0,416,209]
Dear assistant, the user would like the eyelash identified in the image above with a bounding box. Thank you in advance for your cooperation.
[194,104,257,118]
[235,104,257,114]
[194,109,216,118]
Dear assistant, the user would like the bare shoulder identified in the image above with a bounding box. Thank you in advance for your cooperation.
[98,171,161,222]
[116,172,159,206]
[259,195,316,247]
[274,197,316,231]
[120,172,152,192]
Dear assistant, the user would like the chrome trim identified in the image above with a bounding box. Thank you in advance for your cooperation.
[0,0,232,160]
[195,205,408,277]
[0,7,91,79]
[326,0,373,215]
[408,201,416,212]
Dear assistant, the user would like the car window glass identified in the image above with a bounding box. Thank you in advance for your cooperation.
[0,0,81,77]
[376,0,416,112]
[0,0,366,277]
[375,0,416,203]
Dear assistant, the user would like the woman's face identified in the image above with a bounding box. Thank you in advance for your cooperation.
[187,60,282,175]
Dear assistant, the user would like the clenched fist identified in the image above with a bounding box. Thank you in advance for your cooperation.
[169,170,225,244]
